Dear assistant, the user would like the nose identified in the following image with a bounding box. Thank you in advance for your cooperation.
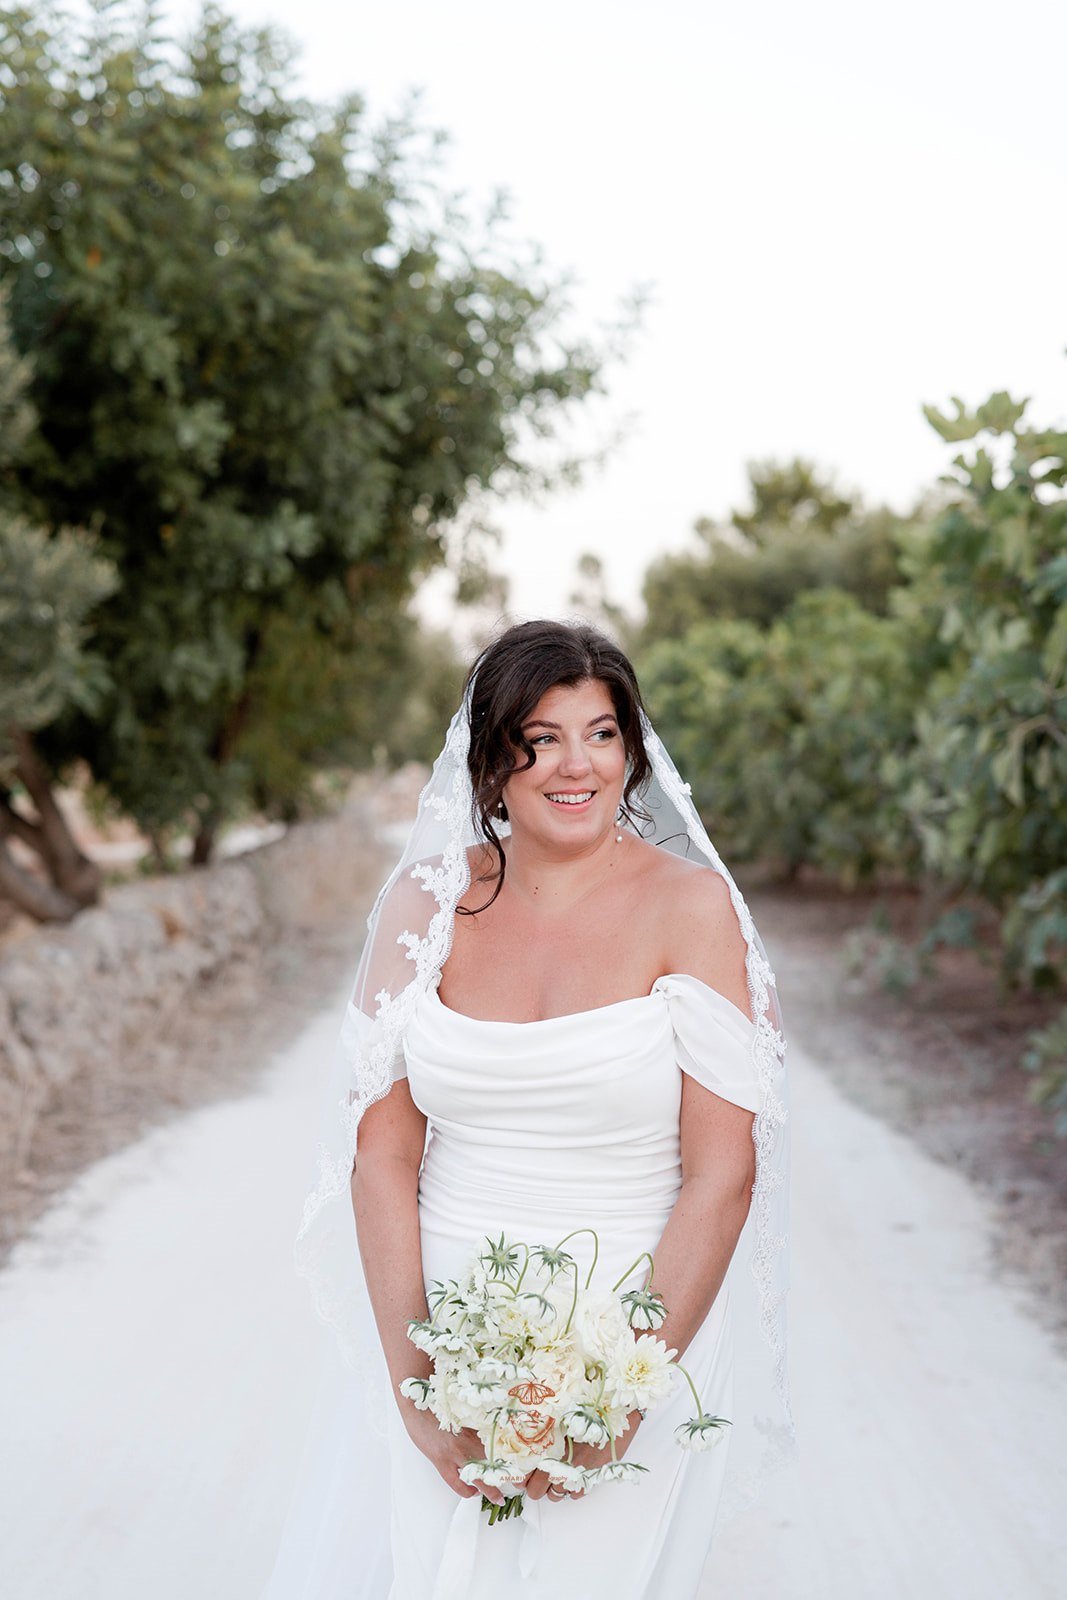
[557,736,593,778]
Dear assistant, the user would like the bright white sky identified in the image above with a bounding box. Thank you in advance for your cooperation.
[166,0,1067,633]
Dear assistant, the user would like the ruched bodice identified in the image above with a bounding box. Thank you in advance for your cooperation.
[407,981,680,1220]
[404,972,760,1285]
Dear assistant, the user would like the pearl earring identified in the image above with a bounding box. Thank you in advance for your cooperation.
[615,806,624,844]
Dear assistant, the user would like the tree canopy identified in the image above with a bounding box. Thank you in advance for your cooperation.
[0,1,601,859]
[639,458,907,640]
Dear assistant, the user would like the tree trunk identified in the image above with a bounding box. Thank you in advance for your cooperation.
[189,634,262,868]
[0,830,81,921]
[6,728,101,906]
[191,815,217,865]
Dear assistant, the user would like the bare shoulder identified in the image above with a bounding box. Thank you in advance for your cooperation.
[628,835,728,903]
[639,845,739,943]
[635,844,752,1019]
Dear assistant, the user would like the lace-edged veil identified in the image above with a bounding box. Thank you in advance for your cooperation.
[292,671,797,1530]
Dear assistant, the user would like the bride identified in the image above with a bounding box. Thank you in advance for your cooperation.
[260,618,796,1599]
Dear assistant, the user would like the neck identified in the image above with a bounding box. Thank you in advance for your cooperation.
[502,824,623,912]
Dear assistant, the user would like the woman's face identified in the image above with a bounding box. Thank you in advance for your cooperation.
[501,678,627,849]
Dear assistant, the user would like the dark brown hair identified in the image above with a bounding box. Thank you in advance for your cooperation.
[460,619,653,914]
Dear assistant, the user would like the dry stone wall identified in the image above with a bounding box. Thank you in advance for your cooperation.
[0,773,411,1194]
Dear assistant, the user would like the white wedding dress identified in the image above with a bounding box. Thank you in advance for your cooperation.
[261,970,760,1600]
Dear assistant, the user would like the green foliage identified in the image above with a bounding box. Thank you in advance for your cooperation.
[568,552,635,645]
[0,515,118,765]
[637,589,920,884]
[640,458,907,639]
[890,394,1067,940]
[633,614,773,856]
[0,281,117,771]
[373,626,468,768]
[635,386,1067,1130]
[731,457,859,543]
[841,921,926,997]
[0,1,599,846]
[1021,1006,1067,1135]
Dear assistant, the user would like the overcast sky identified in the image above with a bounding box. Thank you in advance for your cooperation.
[167,0,1067,632]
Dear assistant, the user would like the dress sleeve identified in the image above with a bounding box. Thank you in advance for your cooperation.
[342,1001,408,1083]
[653,972,760,1113]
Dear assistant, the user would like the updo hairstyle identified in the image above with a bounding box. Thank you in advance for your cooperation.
[460,619,653,913]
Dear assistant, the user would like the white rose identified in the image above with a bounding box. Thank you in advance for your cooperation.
[492,1426,564,1466]
[573,1288,629,1364]
[525,1338,586,1407]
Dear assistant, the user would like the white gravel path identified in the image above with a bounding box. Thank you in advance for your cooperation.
[2,986,1066,1599]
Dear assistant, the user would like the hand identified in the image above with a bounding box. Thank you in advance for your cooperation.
[402,1407,515,1506]
[522,1411,644,1502]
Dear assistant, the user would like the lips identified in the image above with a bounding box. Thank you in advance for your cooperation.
[544,790,595,811]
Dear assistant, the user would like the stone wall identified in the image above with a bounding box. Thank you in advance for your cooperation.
[0,773,411,1194]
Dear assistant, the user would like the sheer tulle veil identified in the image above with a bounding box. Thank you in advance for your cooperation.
[290,662,797,1533]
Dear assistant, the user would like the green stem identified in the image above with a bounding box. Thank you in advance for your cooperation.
[562,1259,579,1337]
[482,1411,502,1522]
[513,1242,531,1294]
[672,1358,705,1415]
[610,1250,655,1295]
[554,1227,600,1290]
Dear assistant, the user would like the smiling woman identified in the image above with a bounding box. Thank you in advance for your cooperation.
[519,697,622,819]
[259,618,796,1599]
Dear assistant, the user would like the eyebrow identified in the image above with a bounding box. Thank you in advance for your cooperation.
[521,714,619,731]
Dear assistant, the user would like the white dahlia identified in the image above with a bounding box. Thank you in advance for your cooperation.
[604,1333,677,1412]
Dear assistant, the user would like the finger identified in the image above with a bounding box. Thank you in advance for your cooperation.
[444,1460,500,1503]
[471,1476,506,1506]
[443,1466,478,1500]
[524,1468,551,1501]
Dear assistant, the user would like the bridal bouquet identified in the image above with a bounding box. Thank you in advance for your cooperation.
[400,1229,730,1523]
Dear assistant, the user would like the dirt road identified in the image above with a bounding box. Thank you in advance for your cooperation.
[1,980,1065,1598]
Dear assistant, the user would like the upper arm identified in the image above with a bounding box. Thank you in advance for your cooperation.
[678,1071,755,1192]
[353,1077,427,1173]
[661,865,757,1187]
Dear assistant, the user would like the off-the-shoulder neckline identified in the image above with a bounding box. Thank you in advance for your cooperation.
[429,971,757,1032]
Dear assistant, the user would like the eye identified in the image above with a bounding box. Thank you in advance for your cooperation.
[531,729,617,746]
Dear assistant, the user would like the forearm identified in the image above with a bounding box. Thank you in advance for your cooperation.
[351,1154,431,1402]
[645,1170,753,1360]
